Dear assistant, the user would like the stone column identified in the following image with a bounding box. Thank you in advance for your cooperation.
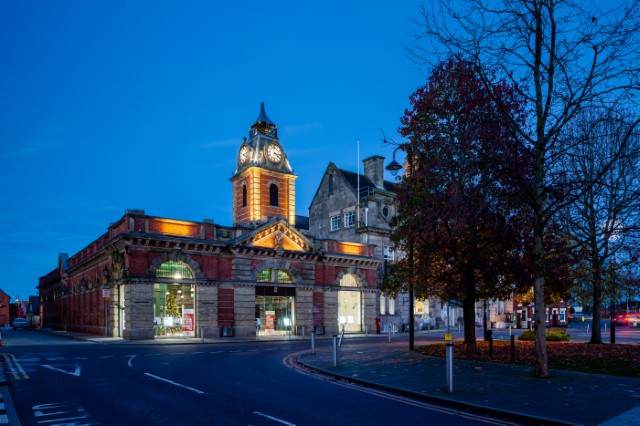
[234,284,255,337]
[122,282,155,340]
[196,284,218,337]
[295,287,313,336]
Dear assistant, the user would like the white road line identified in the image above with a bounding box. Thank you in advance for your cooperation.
[127,355,137,367]
[192,351,204,354]
[144,373,205,394]
[46,357,64,361]
[253,411,296,426]
[42,364,81,377]
[210,351,224,354]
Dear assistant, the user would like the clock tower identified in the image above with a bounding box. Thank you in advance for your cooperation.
[231,103,297,226]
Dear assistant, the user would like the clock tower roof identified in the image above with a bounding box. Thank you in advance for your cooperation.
[250,102,277,137]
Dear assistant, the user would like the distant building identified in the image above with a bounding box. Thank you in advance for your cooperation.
[0,289,10,327]
[39,104,380,340]
[308,156,455,332]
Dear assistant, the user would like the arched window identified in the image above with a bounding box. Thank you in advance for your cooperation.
[340,274,358,287]
[242,185,247,207]
[257,268,293,283]
[269,184,279,206]
[156,261,193,279]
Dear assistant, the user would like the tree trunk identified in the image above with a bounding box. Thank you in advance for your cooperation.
[463,297,477,355]
[532,210,549,377]
[590,276,603,344]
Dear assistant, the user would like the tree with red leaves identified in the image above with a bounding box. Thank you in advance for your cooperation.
[385,56,532,355]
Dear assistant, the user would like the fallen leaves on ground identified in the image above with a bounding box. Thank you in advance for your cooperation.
[416,341,640,377]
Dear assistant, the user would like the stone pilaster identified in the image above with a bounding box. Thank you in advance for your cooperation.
[123,282,155,340]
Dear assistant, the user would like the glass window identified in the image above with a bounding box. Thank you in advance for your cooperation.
[242,185,247,207]
[257,268,293,283]
[380,294,386,315]
[344,211,355,228]
[388,298,396,315]
[383,245,395,262]
[330,215,340,231]
[156,261,193,279]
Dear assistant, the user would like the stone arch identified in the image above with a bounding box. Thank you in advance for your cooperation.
[252,259,300,284]
[148,251,204,280]
[335,268,366,288]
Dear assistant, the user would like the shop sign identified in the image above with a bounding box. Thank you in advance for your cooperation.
[182,308,194,336]
[265,310,275,335]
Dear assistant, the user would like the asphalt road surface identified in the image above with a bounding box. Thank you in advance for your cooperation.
[0,330,529,426]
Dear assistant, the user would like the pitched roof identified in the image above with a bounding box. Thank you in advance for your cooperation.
[339,169,397,194]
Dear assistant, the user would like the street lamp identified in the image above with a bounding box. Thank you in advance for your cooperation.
[385,144,415,351]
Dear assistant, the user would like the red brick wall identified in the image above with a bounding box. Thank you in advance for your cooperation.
[218,288,234,326]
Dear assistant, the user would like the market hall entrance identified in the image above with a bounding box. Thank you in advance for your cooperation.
[338,273,362,333]
[255,268,296,336]
[152,261,196,337]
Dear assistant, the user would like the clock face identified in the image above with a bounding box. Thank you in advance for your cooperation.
[239,145,250,163]
[266,144,282,162]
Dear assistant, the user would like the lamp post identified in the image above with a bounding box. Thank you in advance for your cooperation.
[385,145,415,351]
[102,267,111,337]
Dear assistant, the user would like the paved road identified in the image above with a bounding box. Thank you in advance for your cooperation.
[0,329,529,425]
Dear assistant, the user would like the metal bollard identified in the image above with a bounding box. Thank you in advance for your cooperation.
[510,334,515,363]
[311,330,316,354]
[446,341,454,393]
[302,325,305,337]
[200,326,204,343]
[332,335,338,367]
[388,326,392,342]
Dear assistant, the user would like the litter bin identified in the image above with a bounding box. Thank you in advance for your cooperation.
[484,329,493,341]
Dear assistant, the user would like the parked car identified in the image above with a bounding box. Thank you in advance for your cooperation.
[12,318,29,330]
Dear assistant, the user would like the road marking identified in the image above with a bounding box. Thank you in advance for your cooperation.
[192,351,204,355]
[1,354,28,380]
[127,355,137,367]
[32,403,93,424]
[42,364,81,377]
[144,373,205,394]
[46,357,64,361]
[253,411,296,426]
[210,351,224,354]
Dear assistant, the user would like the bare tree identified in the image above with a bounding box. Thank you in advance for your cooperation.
[559,106,640,344]
[409,0,640,377]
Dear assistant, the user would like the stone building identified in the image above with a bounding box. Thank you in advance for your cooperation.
[308,156,452,332]
[38,104,380,340]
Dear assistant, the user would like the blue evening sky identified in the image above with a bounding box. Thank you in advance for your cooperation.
[0,1,424,300]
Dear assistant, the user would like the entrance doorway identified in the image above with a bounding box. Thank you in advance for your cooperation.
[255,286,295,336]
[153,261,196,337]
[338,274,362,333]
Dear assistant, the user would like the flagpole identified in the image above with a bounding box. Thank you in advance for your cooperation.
[357,138,360,228]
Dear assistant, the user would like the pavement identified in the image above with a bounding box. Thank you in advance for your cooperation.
[1,327,639,426]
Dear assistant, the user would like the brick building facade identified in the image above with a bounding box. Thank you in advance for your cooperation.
[38,104,380,340]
